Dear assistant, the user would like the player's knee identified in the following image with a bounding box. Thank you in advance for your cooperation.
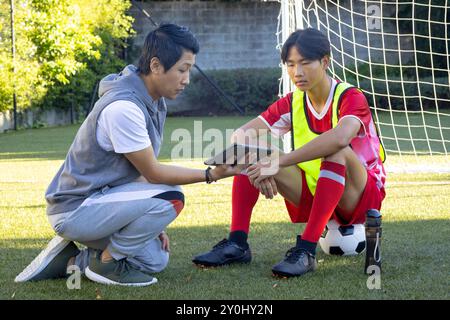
[324,146,352,164]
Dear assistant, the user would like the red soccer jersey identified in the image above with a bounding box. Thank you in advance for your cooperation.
[259,79,386,194]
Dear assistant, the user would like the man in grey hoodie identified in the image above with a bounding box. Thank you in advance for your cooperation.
[15,24,240,287]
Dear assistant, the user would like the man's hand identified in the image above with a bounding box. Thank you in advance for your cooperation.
[159,232,170,252]
[210,163,249,180]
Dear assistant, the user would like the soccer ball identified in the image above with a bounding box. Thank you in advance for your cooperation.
[319,219,366,256]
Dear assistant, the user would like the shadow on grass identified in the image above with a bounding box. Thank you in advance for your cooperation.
[0,125,81,162]
[0,116,256,162]
[0,205,46,210]
[0,152,69,161]
[1,218,449,300]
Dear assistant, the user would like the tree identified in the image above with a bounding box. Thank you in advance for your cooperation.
[0,0,134,113]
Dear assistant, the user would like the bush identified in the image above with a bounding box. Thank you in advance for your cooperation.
[183,67,281,115]
[333,62,450,111]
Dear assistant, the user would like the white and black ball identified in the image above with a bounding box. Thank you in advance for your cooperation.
[319,219,366,256]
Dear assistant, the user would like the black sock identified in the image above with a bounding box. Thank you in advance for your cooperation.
[228,230,249,249]
[296,235,317,256]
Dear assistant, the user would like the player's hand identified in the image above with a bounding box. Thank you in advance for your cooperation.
[255,177,278,199]
[159,232,170,252]
[247,156,280,185]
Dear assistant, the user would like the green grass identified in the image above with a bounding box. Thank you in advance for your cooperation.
[0,117,449,300]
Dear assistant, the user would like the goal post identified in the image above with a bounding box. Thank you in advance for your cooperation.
[276,0,450,173]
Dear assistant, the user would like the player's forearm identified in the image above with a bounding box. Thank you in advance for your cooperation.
[230,117,271,144]
[279,128,349,167]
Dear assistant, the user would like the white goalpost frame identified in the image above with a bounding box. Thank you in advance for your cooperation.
[276,0,450,173]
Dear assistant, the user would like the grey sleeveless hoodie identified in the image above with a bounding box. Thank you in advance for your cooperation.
[45,65,167,215]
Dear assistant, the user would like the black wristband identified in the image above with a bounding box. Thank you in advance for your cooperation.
[205,166,213,184]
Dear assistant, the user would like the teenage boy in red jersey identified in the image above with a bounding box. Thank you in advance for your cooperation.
[193,28,386,278]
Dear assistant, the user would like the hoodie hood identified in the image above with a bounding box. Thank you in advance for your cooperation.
[98,65,165,114]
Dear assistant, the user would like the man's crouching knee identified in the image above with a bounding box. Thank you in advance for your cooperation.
[153,190,185,216]
[152,249,169,273]
[130,238,170,273]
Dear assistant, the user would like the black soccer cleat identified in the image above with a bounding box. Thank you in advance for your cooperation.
[192,239,252,267]
[271,247,317,278]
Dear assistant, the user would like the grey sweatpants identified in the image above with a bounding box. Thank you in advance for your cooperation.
[48,182,184,274]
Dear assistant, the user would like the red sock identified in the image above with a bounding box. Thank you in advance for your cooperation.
[302,161,346,243]
[230,174,260,234]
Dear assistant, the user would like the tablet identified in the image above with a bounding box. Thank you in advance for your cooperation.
[204,143,273,166]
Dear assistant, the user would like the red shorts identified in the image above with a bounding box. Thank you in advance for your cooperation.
[284,169,385,226]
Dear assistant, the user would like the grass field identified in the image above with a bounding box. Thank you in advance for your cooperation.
[0,117,449,300]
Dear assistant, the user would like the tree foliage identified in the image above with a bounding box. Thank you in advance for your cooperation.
[0,0,134,112]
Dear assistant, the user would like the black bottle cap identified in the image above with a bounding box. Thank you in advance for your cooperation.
[367,209,382,219]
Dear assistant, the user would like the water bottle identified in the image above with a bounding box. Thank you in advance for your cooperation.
[365,209,382,274]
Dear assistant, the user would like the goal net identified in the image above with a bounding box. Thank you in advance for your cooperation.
[276,0,450,173]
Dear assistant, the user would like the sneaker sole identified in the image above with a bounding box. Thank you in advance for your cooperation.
[15,235,71,282]
[85,267,158,287]
[271,264,317,278]
[272,270,298,278]
[271,270,312,278]
[192,255,251,267]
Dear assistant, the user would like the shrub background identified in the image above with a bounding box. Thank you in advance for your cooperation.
[181,67,281,115]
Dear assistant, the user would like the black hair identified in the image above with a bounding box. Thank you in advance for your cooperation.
[138,23,200,75]
[281,28,330,63]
